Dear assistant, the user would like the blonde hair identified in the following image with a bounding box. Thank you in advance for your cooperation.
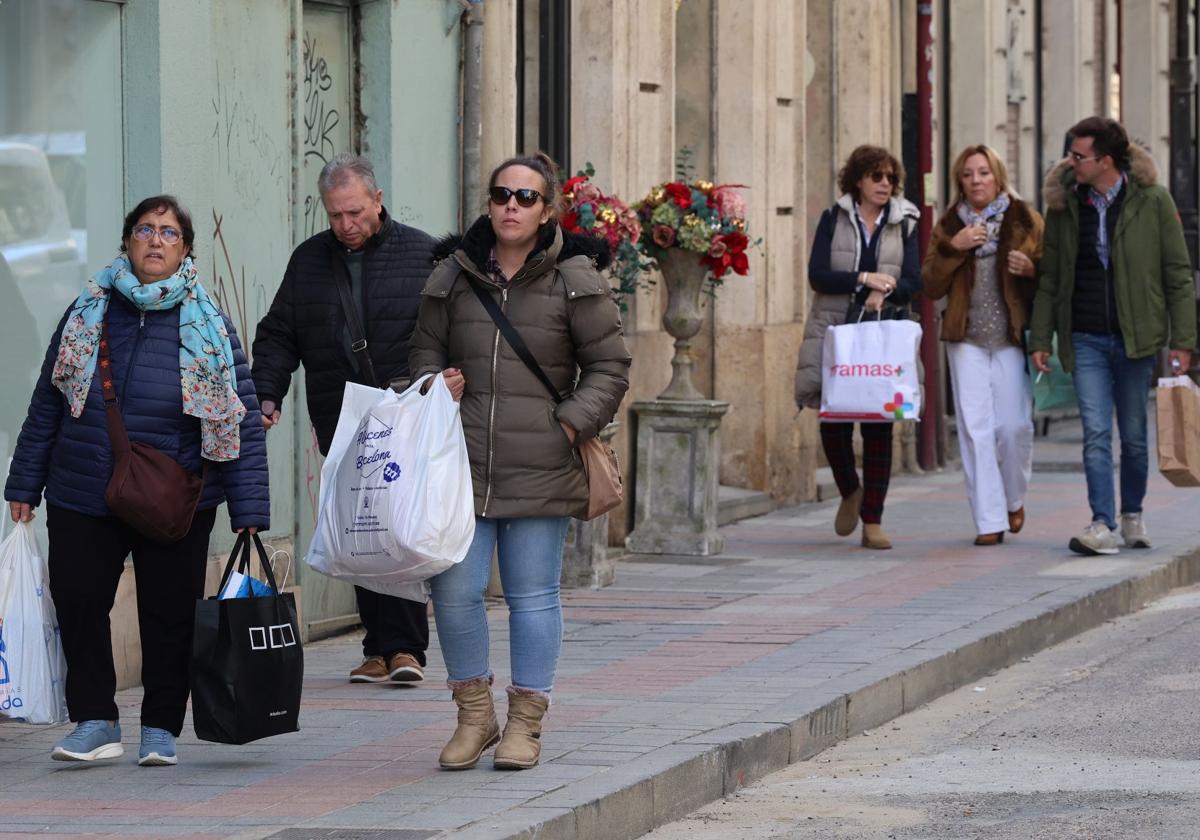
[950,144,1020,206]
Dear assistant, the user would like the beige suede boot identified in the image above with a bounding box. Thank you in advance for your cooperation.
[438,678,500,770]
[493,687,550,770]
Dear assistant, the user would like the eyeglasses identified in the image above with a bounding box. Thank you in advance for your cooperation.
[131,224,182,244]
[1069,151,1102,163]
[869,171,898,185]
[488,186,544,208]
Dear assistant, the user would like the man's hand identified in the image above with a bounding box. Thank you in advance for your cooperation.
[442,368,465,402]
[8,501,33,523]
[559,421,577,446]
[261,400,281,431]
[1169,349,1192,374]
[1031,351,1052,374]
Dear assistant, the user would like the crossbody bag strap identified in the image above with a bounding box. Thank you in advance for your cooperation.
[330,249,379,388]
[97,319,132,457]
[467,280,562,405]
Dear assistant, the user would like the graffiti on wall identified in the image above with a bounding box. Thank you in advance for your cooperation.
[210,209,267,358]
[211,64,286,202]
[301,31,345,241]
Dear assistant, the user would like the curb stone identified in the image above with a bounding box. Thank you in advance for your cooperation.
[449,545,1200,840]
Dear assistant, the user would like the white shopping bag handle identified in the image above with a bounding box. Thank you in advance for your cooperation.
[397,372,442,399]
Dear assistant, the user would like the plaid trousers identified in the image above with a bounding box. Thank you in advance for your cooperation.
[819,422,894,524]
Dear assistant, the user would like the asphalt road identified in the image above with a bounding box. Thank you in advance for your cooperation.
[643,584,1200,839]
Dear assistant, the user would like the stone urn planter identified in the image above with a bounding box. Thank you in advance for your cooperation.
[655,248,710,401]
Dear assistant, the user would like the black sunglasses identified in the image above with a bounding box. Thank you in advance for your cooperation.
[869,171,898,185]
[489,186,544,208]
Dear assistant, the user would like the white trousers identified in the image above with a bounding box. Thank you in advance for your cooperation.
[946,342,1034,534]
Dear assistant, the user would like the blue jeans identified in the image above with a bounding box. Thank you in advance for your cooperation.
[1071,333,1156,529]
[429,516,570,694]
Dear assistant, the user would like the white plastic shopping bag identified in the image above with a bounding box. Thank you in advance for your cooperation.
[306,376,475,600]
[819,317,923,422]
[0,521,68,724]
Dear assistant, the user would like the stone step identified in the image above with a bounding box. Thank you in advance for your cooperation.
[717,484,774,525]
[814,466,840,502]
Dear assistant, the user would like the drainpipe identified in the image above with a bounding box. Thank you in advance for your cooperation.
[461,0,484,230]
[917,2,941,470]
[1170,0,1198,270]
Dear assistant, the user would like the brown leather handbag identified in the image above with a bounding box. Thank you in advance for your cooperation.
[98,320,205,543]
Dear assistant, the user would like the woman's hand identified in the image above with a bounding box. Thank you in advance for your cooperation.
[950,223,987,252]
[863,289,887,313]
[559,421,577,446]
[442,368,465,402]
[861,272,896,294]
[8,502,33,523]
[1007,250,1035,277]
[236,527,258,535]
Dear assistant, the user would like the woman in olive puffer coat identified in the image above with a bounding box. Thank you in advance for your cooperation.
[409,153,630,772]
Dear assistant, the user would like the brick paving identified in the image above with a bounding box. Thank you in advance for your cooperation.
[3,425,1200,838]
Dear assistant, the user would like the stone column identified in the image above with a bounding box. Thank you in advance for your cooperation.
[626,400,730,556]
[561,424,619,588]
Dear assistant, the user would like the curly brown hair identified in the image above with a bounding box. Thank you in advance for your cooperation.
[837,145,904,201]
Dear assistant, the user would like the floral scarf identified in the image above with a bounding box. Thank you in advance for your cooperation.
[51,254,245,461]
[956,192,1010,257]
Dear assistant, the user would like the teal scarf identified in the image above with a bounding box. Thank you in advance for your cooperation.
[51,254,245,461]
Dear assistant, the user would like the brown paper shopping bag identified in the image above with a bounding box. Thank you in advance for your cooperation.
[1156,376,1200,487]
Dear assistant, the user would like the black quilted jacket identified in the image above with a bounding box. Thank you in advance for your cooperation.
[251,209,435,454]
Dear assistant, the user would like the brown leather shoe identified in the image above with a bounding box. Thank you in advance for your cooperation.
[860,523,892,550]
[439,678,500,770]
[835,487,864,537]
[349,656,389,683]
[974,532,1005,546]
[1008,507,1025,534]
[494,688,550,770]
[387,653,424,684]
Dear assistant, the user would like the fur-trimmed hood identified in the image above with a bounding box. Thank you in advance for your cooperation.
[1042,143,1159,212]
[431,215,613,273]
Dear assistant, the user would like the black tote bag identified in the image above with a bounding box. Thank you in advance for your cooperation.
[190,532,303,744]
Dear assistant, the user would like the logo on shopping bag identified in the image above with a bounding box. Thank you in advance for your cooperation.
[248,623,297,651]
[355,417,394,447]
[883,392,915,419]
[828,363,904,378]
[0,620,9,686]
[383,462,401,483]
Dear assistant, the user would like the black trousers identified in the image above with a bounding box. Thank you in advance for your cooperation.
[46,504,217,736]
[354,586,429,666]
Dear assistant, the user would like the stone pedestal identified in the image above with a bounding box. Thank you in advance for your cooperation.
[626,400,730,556]
[561,423,619,588]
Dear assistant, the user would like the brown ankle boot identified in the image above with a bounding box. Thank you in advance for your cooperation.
[493,687,550,770]
[438,678,499,770]
[861,523,892,550]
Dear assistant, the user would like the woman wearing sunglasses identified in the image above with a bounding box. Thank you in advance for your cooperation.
[410,153,630,770]
[794,144,921,549]
[923,145,1043,546]
[4,195,269,766]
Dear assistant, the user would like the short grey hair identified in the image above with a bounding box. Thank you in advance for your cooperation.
[317,153,379,195]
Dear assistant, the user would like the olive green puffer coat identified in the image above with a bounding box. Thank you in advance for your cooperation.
[409,218,631,519]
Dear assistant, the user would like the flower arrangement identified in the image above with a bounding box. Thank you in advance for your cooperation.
[634,171,752,282]
[559,164,651,298]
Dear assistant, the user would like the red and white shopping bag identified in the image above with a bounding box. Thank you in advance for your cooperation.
[818,318,923,422]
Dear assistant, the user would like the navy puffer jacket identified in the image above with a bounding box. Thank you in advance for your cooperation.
[251,209,434,455]
[4,293,270,531]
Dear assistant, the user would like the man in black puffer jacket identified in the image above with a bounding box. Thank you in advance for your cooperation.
[252,154,432,685]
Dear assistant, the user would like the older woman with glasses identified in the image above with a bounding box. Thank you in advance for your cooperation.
[923,145,1043,545]
[5,195,269,767]
[794,144,921,550]
[410,153,630,771]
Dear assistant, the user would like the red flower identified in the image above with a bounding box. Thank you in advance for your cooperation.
[563,175,589,195]
[560,210,581,233]
[652,225,676,248]
[722,231,749,254]
[664,182,692,209]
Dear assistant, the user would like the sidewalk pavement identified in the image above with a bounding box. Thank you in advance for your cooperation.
[4,422,1200,840]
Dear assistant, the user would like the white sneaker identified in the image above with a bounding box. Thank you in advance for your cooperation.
[1120,513,1152,549]
[1068,521,1121,556]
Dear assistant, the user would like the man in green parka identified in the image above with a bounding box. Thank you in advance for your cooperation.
[1030,117,1196,556]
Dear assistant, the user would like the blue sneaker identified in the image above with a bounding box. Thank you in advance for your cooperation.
[51,720,123,762]
[138,726,177,766]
